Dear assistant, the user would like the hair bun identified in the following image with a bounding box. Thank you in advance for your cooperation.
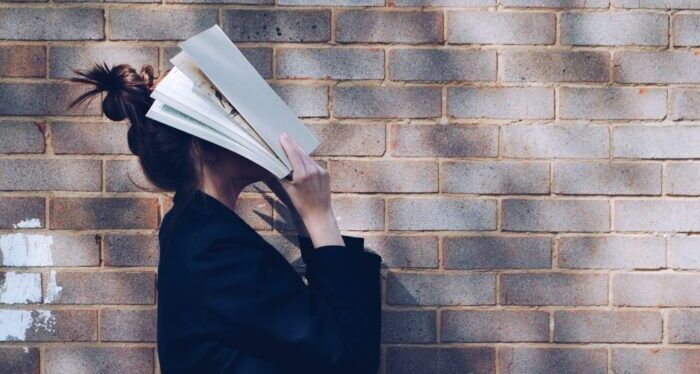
[139,65,156,92]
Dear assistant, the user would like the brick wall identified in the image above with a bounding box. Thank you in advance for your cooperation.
[1,0,699,373]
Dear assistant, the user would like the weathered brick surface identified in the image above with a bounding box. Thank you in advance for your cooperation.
[552,162,661,195]
[0,159,101,192]
[44,347,153,374]
[559,87,667,120]
[612,348,700,374]
[441,310,549,342]
[559,236,666,269]
[0,46,45,78]
[502,124,609,159]
[0,122,45,154]
[49,197,159,230]
[388,197,497,231]
[500,273,608,305]
[442,161,549,194]
[391,124,497,157]
[336,11,442,44]
[503,199,610,232]
[501,50,609,82]
[448,87,554,119]
[390,49,496,82]
[448,11,555,44]
[443,236,552,269]
[0,8,104,40]
[276,48,384,80]
[498,348,608,374]
[561,12,668,46]
[100,308,156,342]
[554,310,662,343]
[387,272,496,305]
[3,3,698,372]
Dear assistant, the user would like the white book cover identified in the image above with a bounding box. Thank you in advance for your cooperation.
[145,24,320,179]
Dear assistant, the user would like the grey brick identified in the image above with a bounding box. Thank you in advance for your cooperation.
[388,197,497,231]
[165,46,272,78]
[553,162,661,195]
[51,122,130,155]
[671,89,700,120]
[307,123,385,156]
[334,86,441,119]
[559,236,666,269]
[448,11,555,44]
[441,161,550,194]
[381,310,436,343]
[336,11,442,44]
[168,0,270,3]
[0,8,103,40]
[110,9,217,41]
[330,196,384,231]
[44,347,153,374]
[0,347,39,374]
[674,14,700,46]
[613,273,700,306]
[0,197,45,229]
[330,160,437,193]
[666,162,700,196]
[391,124,498,158]
[668,310,700,343]
[364,235,438,268]
[387,272,496,305]
[613,0,700,8]
[0,159,101,192]
[503,0,608,6]
[100,309,156,342]
[561,12,668,46]
[554,310,662,343]
[669,236,700,269]
[615,125,700,159]
[280,0,381,4]
[223,10,330,42]
[503,124,609,159]
[499,348,607,374]
[612,348,700,373]
[0,309,96,342]
[50,46,159,79]
[386,347,495,374]
[49,197,159,230]
[500,273,608,306]
[443,236,552,269]
[0,83,101,116]
[276,48,383,80]
[560,87,666,120]
[0,234,99,267]
[503,199,610,232]
[390,49,496,82]
[442,310,549,342]
[106,159,155,193]
[0,121,45,154]
[104,234,159,267]
[272,85,328,117]
[448,87,553,119]
[615,51,700,83]
[395,0,493,4]
[501,50,609,82]
[0,45,45,77]
[616,200,700,232]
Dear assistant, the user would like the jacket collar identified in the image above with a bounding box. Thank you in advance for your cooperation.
[173,187,238,220]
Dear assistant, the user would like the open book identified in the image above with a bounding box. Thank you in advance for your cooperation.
[145,24,320,179]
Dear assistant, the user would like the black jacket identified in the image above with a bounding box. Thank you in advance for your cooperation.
[156,188,382,374]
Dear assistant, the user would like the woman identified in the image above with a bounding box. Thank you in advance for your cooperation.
[67,63,382,373]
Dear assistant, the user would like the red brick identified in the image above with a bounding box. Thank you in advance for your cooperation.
[45,271,155,305]
[100,308,156,342]
[0,121,45,154]
[0,197,45,229]
[0,45,45,77]
[0,347,39,374]
[0,309,97,342]
[104,234,159,267]
[49,197,159,230]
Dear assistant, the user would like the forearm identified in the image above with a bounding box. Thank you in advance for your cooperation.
[302,209,344,248]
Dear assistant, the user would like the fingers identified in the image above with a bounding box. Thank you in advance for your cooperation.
[279,132,307,178]
[285,133,325,175]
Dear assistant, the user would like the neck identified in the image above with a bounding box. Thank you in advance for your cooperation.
[199,174,251,213]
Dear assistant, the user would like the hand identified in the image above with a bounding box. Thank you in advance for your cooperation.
[277,132,343,248]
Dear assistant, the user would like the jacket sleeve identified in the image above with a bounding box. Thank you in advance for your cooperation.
[190,234,381,374]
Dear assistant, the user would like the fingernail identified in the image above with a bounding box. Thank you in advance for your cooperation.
[281,132,288,138]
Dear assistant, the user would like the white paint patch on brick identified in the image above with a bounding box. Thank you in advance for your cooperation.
[0,272,41,304]
[44,271,62,304]
[0,309,55,341]
[12,218,42,229]
[0,233,54,266]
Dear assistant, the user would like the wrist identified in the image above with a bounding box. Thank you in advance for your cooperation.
[303,209,343,248]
